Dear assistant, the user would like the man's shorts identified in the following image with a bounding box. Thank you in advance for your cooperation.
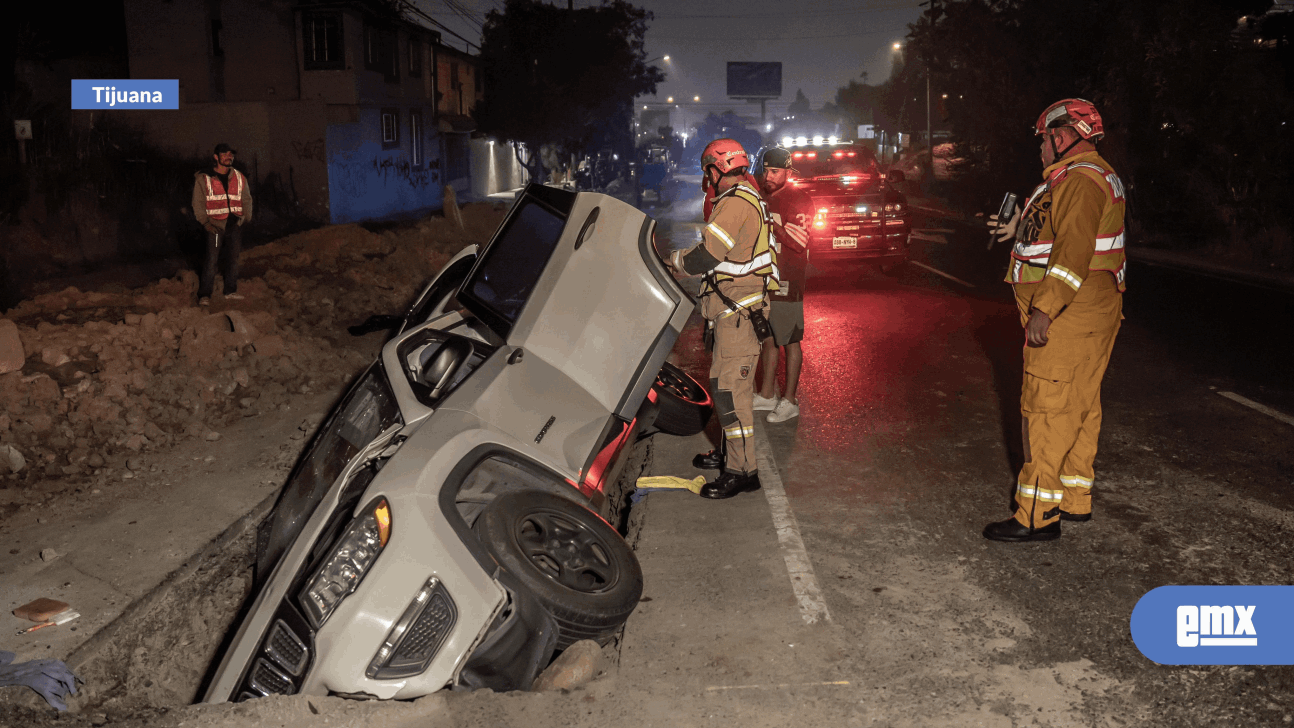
[769,301,804,347]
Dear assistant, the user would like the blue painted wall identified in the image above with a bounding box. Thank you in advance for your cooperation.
[326,107,443,224]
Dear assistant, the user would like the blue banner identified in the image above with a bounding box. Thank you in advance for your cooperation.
[72,80,179,110]
[1131,586,1294,665]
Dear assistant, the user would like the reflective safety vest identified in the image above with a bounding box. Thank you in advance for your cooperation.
[204,169,247,220]
[1007,159,1127,291]
[700,183,780,308]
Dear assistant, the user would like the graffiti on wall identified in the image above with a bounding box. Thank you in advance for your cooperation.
[291,138,326,162]
[371,157,439,189]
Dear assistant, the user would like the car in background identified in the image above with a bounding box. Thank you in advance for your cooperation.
[759,140,911,271]
[204,184,712,703]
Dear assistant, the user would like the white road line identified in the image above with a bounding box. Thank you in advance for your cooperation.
[910,260,976,288]
[1218,391,1294,427]
[706,681,851,691]
[754,420,832,625]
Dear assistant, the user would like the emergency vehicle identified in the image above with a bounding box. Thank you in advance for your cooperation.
[760,138,911,269]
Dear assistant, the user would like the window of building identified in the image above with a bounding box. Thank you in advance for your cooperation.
[303,12,344,70]
[381,108,399,149]
[409,37,422,77]
[411,111,423,167]
[365,23,399,82]
[210,19,224,57]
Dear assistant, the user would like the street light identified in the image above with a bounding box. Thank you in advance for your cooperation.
[693,95,700,102]
[667,96,674,103]
[663,55,670,61]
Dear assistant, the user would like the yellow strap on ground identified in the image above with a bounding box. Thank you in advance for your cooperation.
[635,475,707,495]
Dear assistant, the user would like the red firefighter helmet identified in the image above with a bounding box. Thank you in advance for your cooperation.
[1034,98,1104,141]
[700,138,750,175]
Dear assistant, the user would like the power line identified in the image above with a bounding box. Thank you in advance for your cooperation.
[654,28,906,41]
[653,3,919,20]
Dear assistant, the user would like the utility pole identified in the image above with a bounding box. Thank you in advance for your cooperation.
[921,0,940,173]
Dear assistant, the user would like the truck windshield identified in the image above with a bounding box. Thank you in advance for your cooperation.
[460,196,568,337]
[791,148,880,180]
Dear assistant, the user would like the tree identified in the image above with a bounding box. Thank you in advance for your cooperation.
[475,0,665,180]
[850,0,1290,259]
[787,89,811,116]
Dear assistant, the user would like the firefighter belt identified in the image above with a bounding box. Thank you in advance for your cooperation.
[1013,272,1122,529]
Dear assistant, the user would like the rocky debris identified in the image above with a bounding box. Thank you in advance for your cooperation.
[40,548,60,562]
[0,319,23,374]
[1,444,25,473]
[531,640,605,692]
[0,203,509,509]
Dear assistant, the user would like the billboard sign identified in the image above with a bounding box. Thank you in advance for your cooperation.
[727,62,782,98]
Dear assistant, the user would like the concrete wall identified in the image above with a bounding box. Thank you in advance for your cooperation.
[435,46,480,116]
[125,0,299,104]
[296,8,362,105]
[109,100,332,221]
[326,106,442,224]
[470,139,530,199]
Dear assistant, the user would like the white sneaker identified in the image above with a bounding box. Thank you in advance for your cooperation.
[767,399,800,423]
[224,292,244,300]
[198,297,211,307]
[753,393,779,411]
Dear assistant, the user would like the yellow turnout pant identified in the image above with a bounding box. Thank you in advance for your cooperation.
[1014,273,1122,528]
[709,305,763,475]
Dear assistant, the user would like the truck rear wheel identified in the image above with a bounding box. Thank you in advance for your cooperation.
[651,362,712,436]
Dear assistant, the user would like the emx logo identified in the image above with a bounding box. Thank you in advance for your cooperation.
[1133,586,1294,664]
[1177,605,1256,647]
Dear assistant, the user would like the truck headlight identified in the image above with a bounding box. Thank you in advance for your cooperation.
[299,498,392,629]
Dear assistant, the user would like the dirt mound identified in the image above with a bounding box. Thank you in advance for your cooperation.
[0,203,508,516]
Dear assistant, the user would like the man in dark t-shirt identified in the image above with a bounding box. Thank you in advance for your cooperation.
[756,147,815,423]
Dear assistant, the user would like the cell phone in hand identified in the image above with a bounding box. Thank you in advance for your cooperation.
[997,192,1018,223]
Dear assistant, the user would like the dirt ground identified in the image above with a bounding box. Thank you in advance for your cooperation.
[0,203,512,722]
[0,204,506,520]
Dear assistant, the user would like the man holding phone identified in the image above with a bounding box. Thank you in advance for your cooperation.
[984,99,1128,542]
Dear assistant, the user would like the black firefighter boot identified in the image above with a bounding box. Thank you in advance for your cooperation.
[700,470,762,500]
[982,516,1061,542]
[692,448,724,470]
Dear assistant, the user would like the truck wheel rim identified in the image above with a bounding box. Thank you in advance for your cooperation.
[655,366,708,405]
[516,509,618,593]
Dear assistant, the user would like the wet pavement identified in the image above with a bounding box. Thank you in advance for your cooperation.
[644,188,1294,726]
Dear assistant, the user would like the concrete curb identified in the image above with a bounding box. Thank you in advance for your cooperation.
[66,492,276,674]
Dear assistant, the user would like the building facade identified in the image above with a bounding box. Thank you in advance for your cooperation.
[120,0,519,224]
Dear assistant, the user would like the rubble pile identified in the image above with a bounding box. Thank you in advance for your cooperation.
[0,203,508,507]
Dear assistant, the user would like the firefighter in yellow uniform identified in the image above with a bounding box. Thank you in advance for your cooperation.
[668,138,779,499]
[984,99,1127,542]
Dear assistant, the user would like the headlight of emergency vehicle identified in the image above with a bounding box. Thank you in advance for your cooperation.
[299,498,392,629]
[884,203,904,213]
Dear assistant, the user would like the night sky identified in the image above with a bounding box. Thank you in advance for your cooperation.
[413,0,923,117]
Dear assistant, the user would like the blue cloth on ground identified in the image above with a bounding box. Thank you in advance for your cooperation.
[0,650,81,711]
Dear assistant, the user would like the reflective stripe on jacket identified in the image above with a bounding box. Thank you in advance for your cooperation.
[204,169,247,220]
[1006,152,1126,317]
[700,182,780,303]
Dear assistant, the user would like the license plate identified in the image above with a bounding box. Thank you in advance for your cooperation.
[832,236,858,249]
